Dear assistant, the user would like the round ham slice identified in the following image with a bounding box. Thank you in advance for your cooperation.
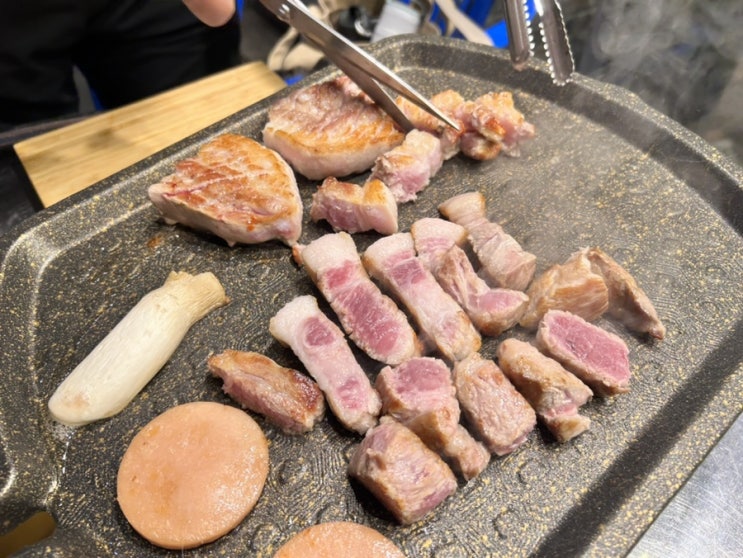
[117,401,269,549]
[273,522,405,558]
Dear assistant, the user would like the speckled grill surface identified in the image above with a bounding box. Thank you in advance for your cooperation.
[1,36,742,557]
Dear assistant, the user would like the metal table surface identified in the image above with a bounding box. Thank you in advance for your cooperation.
[630,416,743,557]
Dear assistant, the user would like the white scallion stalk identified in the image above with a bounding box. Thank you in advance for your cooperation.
[48,271,229,426]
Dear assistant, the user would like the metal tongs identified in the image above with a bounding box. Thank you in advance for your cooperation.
[504,0,574,85]
[259,0,460,133]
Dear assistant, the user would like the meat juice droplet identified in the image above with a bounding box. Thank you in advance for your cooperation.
[53,423,75,474]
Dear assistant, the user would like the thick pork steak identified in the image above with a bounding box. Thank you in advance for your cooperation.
[263,76,405,180]
[148,134,302,246]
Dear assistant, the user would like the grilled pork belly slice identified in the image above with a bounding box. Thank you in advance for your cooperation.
[536,310,631,396]
[299,233,421,365]
[586,247,666,339]
[410,217,468,269]
[395,91,464,160]
[348,417,457,525]
[269,295,381,434]
[453,353,536,455]
[148,134,302,246]
[310,177,398,235]
[376,357,490,480]
[397,90,502,161]
[263,76,405,180]
[497,339,593,443]
[439,192,536,291]
[208,350,325,434]
[436,248,530,336]
[412,217,529,336]
[440,425,491,481]
[369,129,444,203]
[363,232,481,362]
[520,248,609,329]
[434,90,503,161]
[468,92,536,157]
[396,89,535,160]
[443,90,536,159]
[458,131,502,161]
[430,90,502,160]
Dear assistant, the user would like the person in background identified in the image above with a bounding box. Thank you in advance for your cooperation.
[0,0,241,131]
[184,0,237,25]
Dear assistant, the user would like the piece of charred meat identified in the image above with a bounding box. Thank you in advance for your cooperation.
[269,295,381,434]
[520,248,609,330]
[497,338,593,443]
[586,247,666,339]
[466,92,536,157]
[369,129,444,203]
[148,134,302,246]
[395,91,465,160]
[453,352,536,455]
[348,417,458,525]
[376,357,490,480]
[310,177,398,235]
[263,76,404,180]
[208,350,325,434]
[363,232,481,362]
[437,90,504,160]
[298,232,421,366]
[439,192,536,291]
[395,89,536,161]
[536,310,631,396]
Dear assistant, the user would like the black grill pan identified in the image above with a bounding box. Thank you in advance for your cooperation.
[1,35,742,557]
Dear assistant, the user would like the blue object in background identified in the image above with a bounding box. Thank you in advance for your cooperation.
[429,0,536,48]
[486,0,536,47]
[284,74,305,85]
[276,0,538,85]
[458,0,494,27]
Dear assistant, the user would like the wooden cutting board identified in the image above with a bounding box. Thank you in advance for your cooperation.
[14,61,286,208]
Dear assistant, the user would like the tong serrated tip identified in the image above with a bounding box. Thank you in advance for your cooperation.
[503,0,534,69]
[535,0,575,85]
[506,0,575,86]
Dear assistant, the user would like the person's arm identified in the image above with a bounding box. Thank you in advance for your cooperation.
[182,0,236,26]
